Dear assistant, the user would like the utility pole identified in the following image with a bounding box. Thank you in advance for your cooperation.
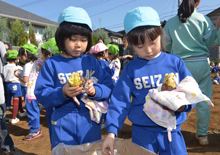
[98,17,102,28]
[178,0,181,7]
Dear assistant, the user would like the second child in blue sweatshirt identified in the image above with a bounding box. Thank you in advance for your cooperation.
[102,7,196,155]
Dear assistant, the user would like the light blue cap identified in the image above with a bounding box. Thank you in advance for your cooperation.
[58,6,92,31]
[124,7,161,34]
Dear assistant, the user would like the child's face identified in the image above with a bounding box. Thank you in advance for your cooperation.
[104,50,108,58]
[122,37,128,45]
[42,52,50,63]
[133,35,161,60]
[63,35,88,58]
[108,53,114,61]
[20,53,27,63]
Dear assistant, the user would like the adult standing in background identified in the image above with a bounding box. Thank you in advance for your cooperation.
[162,0,217,145]
[119,35,136,75]
[98,38,104,44]
[0,41,22,154]
[4,42,12,50]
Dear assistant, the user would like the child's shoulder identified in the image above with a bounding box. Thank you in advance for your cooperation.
[163,52,183,61]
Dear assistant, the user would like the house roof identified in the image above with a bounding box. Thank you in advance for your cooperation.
[95,28,123,37]
[206,7,220,16]
[0,1,57,27]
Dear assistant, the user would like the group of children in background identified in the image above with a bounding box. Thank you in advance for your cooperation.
[210,62,220,84]
[2,0,220,154]
[2,38,62,141]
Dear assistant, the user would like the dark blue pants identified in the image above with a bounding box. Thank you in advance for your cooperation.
[0,104,15,154]
[45,107,54,145]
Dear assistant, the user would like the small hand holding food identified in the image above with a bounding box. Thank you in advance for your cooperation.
[86,80,96,96]
[63,72,84,105]
[14,69,20,78]
[102,133,115,155]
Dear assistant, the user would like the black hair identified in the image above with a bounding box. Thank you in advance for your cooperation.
[123,34,127,38]
[41,48,52,57]
[98,38,104,43]
[4,42,12,50]
[161,20,167,28]
[92,51,104,58]
[18,47,38,63]
[127,26,162,46]
[55,21,92,54]
[109,53,119,60]
[6,58,16,62]
[178,0,199,23]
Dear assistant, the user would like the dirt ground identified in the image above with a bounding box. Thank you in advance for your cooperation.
[1,73,220,155]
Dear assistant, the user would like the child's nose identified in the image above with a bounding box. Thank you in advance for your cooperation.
[75,41,81,47]
[145,47,152,54]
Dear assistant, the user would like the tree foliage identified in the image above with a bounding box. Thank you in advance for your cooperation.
[94,28,111,45]
[0,17,8,41]
[8,19,29,46]
[29,23,38,47]
[92,33,98,46]
[42,25,58,41]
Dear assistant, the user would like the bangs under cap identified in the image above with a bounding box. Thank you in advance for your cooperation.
[41,38,62,55]
[124,7,161,34]
[58,6,92,32]
[90,43,108,54]
[22,44,38,54]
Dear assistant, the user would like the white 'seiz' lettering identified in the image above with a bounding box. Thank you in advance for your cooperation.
[134,74,162,89]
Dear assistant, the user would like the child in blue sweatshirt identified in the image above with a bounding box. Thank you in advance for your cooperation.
[34,6,113,149]
[102,7,196,155]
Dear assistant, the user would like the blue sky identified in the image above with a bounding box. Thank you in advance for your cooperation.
[2,0,220,32]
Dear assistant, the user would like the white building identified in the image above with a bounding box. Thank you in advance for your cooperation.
[0,1,57,47]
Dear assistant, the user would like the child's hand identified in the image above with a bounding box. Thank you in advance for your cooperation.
[112,63,116,68]
[86,80,96,96]
[14,70,20,78]
[102,133,115,155]
[62,83,83,105]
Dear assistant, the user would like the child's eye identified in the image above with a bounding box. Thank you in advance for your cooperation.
[82,39,88,42]
[151,41,156,45]
[137,45,143,48]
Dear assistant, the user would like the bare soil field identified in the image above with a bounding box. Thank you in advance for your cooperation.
[1,73,219,155]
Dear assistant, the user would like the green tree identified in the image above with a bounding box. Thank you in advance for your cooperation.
[92,33,98,46]
[29,23,38,47]
[8,19,29,46]
[42,25,58,41]
[94,28,111,45]
[0,17,8,41]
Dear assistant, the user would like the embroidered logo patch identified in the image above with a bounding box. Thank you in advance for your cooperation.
[51,120,57,125]
[48,48,56,54]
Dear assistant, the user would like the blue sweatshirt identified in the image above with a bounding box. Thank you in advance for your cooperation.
[97,59,114,76]
[34,54,113,110]
[105,52,196,136]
